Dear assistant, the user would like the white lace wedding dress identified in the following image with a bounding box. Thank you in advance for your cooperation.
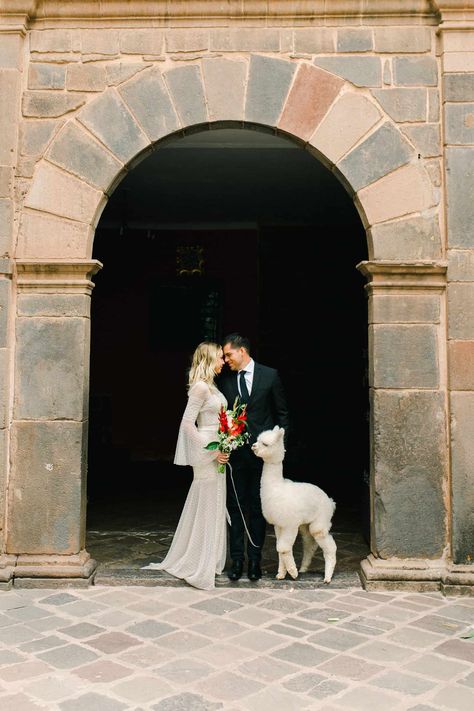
[142,381,228,590]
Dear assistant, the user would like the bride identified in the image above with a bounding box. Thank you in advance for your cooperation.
[142,342,229,590]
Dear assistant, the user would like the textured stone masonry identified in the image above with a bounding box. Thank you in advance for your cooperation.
[1,0,473,593]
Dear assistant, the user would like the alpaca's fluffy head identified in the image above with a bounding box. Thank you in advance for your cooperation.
[252,426,285,463]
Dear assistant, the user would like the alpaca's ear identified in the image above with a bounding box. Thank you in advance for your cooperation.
[273,425,279,432]
[278,427,285,439]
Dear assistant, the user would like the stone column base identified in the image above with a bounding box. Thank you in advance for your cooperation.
[0,555,17,590]
[359,554,465,594]
[441,564,474,597]
[0,551,97,590]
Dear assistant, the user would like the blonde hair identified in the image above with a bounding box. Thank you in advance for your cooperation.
[188,342,221,389]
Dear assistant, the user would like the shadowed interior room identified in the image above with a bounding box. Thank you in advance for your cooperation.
[86,127,370,581]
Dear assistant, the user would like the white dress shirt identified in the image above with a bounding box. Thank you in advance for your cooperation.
[238,359,254,397]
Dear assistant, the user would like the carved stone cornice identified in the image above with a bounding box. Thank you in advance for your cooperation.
[0,0,440,27]
[0,0,35,33]
[15,260,102,294]
[432,1,474,27]
[357,260,448,293]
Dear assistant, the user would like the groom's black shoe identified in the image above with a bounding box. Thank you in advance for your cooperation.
[248,561,262,581]
[228,560,243,581]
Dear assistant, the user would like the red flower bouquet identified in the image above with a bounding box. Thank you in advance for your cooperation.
[205,398,250,473]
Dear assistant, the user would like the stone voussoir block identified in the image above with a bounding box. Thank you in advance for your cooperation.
[279,63,344,142]
[163,64,207,127]
[356,163,435,227]
[308,92,381,165]
[119,68,180,142]
[245,55,295,127]
[77,89,150,164]
[337,121,413,193]
[24,161,102,224]
[202,57,247,123]
[47,121,123,192]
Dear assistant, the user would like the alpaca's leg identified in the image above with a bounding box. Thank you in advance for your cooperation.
[276,526,299,580]
[274,526,286,580]
[299,524,318,573]
[314,533,337,583]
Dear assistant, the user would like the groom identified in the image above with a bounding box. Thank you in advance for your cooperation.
[217,333,289,581]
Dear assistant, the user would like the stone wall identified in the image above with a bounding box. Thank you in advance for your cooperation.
[0,0,472,591]
[443,30,474,566]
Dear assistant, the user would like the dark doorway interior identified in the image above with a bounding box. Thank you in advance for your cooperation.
[86,128,369,577]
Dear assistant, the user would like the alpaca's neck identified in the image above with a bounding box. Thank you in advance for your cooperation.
[262,461,283,479]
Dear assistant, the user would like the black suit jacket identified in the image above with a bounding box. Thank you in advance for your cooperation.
[217,363,290,447]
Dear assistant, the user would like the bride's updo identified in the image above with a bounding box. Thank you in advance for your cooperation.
[188,341,221,388]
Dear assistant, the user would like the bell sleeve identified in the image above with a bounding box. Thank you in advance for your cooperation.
[173,381,218,466]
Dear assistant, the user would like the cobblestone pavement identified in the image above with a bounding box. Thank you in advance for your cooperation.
[0,582,473,710]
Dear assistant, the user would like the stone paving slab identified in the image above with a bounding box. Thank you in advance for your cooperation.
[0,584,472,710]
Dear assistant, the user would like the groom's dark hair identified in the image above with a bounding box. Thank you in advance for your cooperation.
[223,332,251,354]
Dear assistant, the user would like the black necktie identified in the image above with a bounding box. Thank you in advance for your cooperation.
[239,370,250,404]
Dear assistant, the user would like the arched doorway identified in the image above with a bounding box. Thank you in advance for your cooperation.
[85,126,369,582]
[9,55,450,591]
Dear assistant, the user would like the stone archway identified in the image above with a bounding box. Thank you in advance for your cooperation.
[6,56,451,589]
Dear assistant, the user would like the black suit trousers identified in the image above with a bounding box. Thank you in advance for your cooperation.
[226,444,266,562]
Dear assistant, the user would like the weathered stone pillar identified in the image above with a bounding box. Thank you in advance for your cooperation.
[358,262,452,591]
[3,261,101,586]
[437,1,474,594]
[0,6,25,588]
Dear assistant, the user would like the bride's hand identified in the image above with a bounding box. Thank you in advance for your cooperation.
[217,452,229,464]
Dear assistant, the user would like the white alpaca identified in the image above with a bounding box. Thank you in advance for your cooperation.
[252,426,337,583]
